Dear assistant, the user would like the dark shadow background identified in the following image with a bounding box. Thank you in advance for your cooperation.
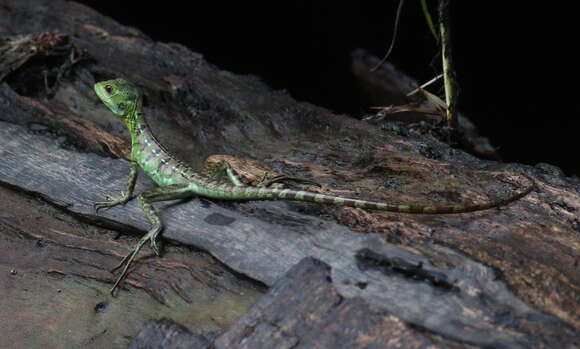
[76,1,578,176]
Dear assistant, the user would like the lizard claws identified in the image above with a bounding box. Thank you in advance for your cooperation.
[94,193,130,214]
[148,225,162,256]
[150,238,161,256]
[109,233,150,295]
[94,195,115,213]
[93,202,109,214]
[94,203,120,214]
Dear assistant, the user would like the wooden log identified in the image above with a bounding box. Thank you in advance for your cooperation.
[0,1,578,347]
[129,319,211,349]
[0,184,262,348]
[214,257,451,349]
[2,119,577,347]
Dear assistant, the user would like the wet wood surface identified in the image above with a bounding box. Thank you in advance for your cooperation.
[0,1,578,348]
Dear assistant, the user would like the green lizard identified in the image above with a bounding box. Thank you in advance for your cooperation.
[93,78,534,294]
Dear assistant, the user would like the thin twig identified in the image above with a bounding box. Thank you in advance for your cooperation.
[420,0,439,42]
[406,74,443,96]
[371,0,406,71]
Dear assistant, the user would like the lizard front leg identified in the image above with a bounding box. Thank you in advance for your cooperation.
[110,183,194,295]
[94,161,138,212]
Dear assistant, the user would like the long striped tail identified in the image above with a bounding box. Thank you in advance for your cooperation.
[203,174,535,214]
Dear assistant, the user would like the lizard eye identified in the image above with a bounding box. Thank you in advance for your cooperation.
[105,85,113,94]
[118,103,125,110]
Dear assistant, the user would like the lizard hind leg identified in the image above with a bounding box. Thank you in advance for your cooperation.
[217,160,321,188]
[256,174,321,188]
[221,161,247,187]
[203,157,321,188]
[202,160,247,187]
[110,183,194,295]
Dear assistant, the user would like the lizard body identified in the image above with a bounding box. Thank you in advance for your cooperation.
[93,78,534,294]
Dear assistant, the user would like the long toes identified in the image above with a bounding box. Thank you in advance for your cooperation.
[94,199,114,212]
[298,179,321,187]
[111,259,125,273]
[258,175,320,188]
[94,203,106,213]
[148,232,161,256]
[111,253,131,273]
[150,240,161,256]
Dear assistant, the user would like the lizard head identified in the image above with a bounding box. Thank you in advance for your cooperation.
[94,78,141,118]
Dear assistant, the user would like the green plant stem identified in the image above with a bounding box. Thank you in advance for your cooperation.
[438,0,457,129]
[420,0,439,41]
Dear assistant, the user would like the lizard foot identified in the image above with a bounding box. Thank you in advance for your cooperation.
[109,226,161,295]
[148,224,162,256]
[94,192,129,213]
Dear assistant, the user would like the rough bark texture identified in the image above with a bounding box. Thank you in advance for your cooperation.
[131,258,473,349]
[129,318,212,349]
[214,257,458,349]
[0,180,263,349]
[0,1,578,348]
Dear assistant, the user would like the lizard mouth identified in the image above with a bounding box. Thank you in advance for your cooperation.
[94,82,110,103]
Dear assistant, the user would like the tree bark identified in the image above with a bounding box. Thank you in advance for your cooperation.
[0,1,578,348]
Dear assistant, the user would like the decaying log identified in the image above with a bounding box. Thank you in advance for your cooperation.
[213,257,461,349]
[0,1,578,348]
[129,319,212,349]
[131,258,471,349]
[0,182,263,348]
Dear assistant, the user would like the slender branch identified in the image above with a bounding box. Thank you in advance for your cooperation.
[371,0,406,71]
[420,0,439,42]
[406,74,443,96]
